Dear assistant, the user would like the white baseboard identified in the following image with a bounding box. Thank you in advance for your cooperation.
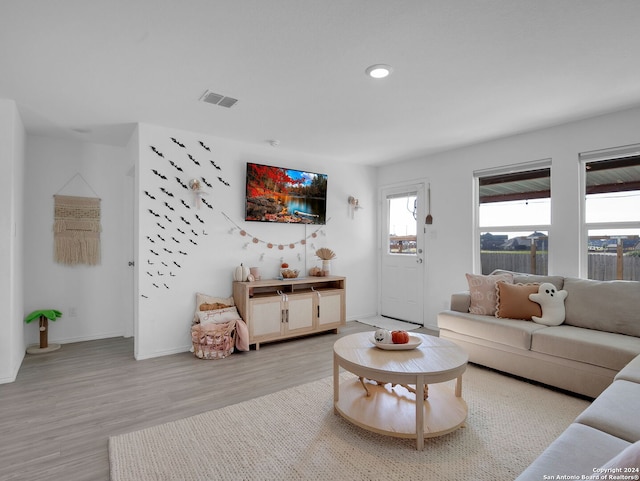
[135,345,191,360]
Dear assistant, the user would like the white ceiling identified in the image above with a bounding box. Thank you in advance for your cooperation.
[2,0,640,165]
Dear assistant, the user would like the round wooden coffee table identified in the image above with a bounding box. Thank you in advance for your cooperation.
[333,332,468,450]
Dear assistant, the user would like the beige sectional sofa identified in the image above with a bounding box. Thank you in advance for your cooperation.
[516,356,640,479]
[437,271,640,477]
[438,271,640,398]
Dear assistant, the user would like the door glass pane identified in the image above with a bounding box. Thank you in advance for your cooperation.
[388,194,417,255]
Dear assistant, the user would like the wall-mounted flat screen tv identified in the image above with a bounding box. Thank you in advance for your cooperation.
[245,162,328,224]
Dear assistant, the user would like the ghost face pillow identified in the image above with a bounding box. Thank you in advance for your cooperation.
[528,282,568,326]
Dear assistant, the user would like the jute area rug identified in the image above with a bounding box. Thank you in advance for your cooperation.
[109,365,589,481]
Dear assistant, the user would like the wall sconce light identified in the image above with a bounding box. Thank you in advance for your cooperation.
[348,196,363,219]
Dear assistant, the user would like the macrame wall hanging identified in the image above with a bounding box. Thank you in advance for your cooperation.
[53,175,102,265]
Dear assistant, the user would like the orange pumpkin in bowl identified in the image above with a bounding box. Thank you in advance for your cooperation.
[391,330,410,344]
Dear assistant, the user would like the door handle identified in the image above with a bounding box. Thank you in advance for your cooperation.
[416,258,423,264]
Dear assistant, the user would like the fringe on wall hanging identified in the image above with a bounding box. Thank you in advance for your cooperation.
[53,194,102,265]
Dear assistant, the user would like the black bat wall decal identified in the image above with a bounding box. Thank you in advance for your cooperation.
[189,239,198,245]
[218,176,230,186]
[188,154,200,166]
[180,216,191,225]
[157,234,165,241]
[146,236,155,243]
[170,137,185,148]
[153,283,159,288]
[160,187,174,197]
[171,237,180,243]
[170,272,176,277]
[146,271,153,277]
[195,214,204,224]
[152,169,167,180]
[147,260,154,265]
[148,209,160,217]
[176,177,188,189]
[199,141,210,151]
[201,198,213,209]
[161,261,168,267]
[179,250,187,256]
[163,248,173,254]
[150,250,159,256]
[157,222,166,230]
[157,271,164,276]
[150,146,164,157]
[164,283,170,289]
[201,177,212,188]
[169,160,183,172]
[180,199,190,209]
[174,261,182,268]
[164,202,175,211]
[210,160,221,170]
[164,215,172,223]
[191,229,199,236]
[144,191,156,199]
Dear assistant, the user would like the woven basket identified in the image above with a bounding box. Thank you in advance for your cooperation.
[191,320,236,360]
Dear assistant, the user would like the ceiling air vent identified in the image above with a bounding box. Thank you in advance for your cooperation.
[199,90,238,108]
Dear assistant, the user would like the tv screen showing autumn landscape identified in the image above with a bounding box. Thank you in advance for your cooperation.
[245,162,328,224]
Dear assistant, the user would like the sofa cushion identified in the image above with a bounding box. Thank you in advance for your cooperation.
[563,277,640,336]
[495,282,542,320]
[450,291,471,313]
[466,273,513,315]
[599,440,640,471]
[491,269,565,290]
[615,354,640,384]
[575,379,640,442]
[531,325,640,371]
[514,423,629,481]
[438,310,547,350]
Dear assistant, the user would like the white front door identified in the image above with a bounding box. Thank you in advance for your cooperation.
[380,184,425,324]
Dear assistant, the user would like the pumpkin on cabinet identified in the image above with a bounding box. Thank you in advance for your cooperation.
[233,264,250,282]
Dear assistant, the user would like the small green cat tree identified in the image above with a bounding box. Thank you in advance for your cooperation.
[25,309,62,354]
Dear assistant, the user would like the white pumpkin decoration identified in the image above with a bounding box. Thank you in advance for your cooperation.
[233,264,250,282]
[374,328,391,344]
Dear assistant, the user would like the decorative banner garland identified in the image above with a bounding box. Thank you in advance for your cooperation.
[220,212,328,250]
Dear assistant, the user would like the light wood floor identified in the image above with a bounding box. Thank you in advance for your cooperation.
[0,321,435,481]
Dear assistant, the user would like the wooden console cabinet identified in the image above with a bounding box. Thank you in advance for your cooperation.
[233,276,346,350]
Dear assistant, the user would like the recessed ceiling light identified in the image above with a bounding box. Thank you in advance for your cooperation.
[365,64,393,79]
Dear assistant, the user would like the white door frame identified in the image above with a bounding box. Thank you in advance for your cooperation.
[378,181,426,325]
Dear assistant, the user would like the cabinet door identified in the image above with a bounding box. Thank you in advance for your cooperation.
[317,290,344,327]
[250,298,283,339]
[286,295,314,333]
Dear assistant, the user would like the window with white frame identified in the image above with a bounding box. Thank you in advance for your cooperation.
[581,145,640,281]
[475,162,551,275]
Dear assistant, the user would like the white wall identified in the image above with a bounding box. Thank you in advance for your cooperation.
[0,99,25,384]
[379,105,640,330]
[135,123,378,359]
[23,136,131,345]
